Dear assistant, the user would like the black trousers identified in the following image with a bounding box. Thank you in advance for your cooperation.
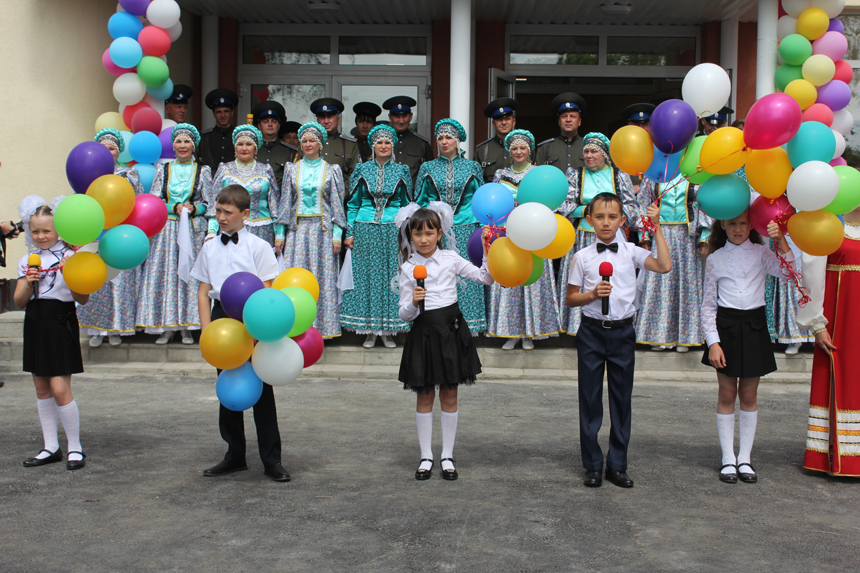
[576,320,636,472]
[212,301,282,468]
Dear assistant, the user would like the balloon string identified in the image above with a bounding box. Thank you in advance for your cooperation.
[484,201,517,251]
[776,247,811,307]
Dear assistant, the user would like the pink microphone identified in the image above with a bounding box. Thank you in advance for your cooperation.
[598,262,613,316]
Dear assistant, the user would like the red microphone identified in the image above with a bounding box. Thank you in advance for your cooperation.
[414,265,427,314]
[598,261,613,316]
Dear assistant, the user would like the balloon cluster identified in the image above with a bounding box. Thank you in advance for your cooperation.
[469,166,576,287]
[200,268,325,412]
[98,0,184,191]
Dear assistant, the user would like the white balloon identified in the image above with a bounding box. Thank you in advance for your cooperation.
[682,63,732,118]
[113,72,146,105]
[78,242,99,254]
[812,0,846,18]
[166,20,182,43]
[832,108,854,135]
[162,119,177,131]
[786,161,840,211]
[147,0,181,29]
[251,337,304,386]
[832,129,846,159]
[144,94,165,117]
[505,203,557,251]
[782,0,812,17]
[777,16,798,40]
[106,266,123,282]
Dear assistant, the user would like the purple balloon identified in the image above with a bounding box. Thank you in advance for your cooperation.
[649,99,698,154]
[119,0,151,16]
[65,141,116,194]
[466,227,504,267]
[159,127,175,159]
[828,18,845,34]
[221,272,265,321]
[817,80,852,112]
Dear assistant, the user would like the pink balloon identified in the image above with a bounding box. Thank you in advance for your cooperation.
[833,59,853,84]
[812,31,849,62]
[102,48,134,76]
[292,327,324,368]
[802,103,834,126]
[743,93,803,149]
[138,26,172,57]
[750,194,795,237]
[159,127,175,159]
[121,194,168,238]
[830,156,847,166]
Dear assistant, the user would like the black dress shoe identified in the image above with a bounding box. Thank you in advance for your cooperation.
[415,458,433,480]
[440,458,458,481]
[737,463,757,483]
[605,468,634,488]
[264,463,291,482]
[584,470,603,487]
[23,448,62,467]
[67,451,86,471]
[719,463,738,484]
[203,459,248,477]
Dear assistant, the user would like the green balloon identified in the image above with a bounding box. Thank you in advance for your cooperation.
[281,286,317,337]
[678,136,715,185]
[824,166,860,215]
[136,56,170,88]
[778,34,813,66]
[521,254,544,287]
[774,64,804,92]
[54,194,105,246]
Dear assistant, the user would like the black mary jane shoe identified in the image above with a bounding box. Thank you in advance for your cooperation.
[415,458,433,480]
[719,463,738,484]
[67,451,86,471]
[737,463,757,483]
[584,470,603,488]
[440,458,458,481]
[23,448,63,468]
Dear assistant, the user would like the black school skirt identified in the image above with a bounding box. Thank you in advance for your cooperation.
[23,299,84,377]
[701,306,776,378]
[399,303,482,392]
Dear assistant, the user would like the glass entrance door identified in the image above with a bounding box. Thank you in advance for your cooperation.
[242,75,333,126]
[334,76,430,138]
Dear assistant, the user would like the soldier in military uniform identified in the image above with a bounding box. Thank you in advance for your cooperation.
[698,105,733,136]
[475,97,520,183]
[281,121,300,149]
[252,100,297,187]
[622,103,655,134]
[535,92,587,173]
[350,101,381,162]
[307,97,361,196]
[198,88,239,173]
[383,95,433,187]
[165,84,193,124]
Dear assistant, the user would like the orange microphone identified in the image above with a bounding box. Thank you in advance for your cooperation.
[27,253,41,299]
[414,265,427,314]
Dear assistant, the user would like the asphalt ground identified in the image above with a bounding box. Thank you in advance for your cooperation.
[0,372,856,572]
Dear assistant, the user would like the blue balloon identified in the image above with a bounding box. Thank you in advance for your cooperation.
[786,121,836,168]
[98,224,150,270]
[146,78,174,102]
[243,289,296,342]
[109,37,143,69]
[216,363,264,412]
[108,12,144,40]
[643,145,684,183]
[134,163,156,192]
[697,174,751,221]
[118,131,134,164]
[471,183,516,226]
[128,131,162,164]
[649,99,698,154]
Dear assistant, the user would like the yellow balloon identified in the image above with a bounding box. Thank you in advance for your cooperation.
[784,79,818,110]
[86,174,135,228]
[787,210,844,256]
[699,127,750,175]
[487,237,532,287]
[609,125,654,176]
[199,318,254,370]
[532,214,576,259]
[802,54,836,87]
[95,111,129,133]
[797,7,830,40]
[272,267,320,302]
[745,148,793,200]
[62,251,107,295]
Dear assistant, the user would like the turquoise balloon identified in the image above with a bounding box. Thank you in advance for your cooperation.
[109,37,143,69]
[517,165,569,210]
[98,224,150,269]
[146,78,174,101]
[786,121,837,168]
[697,174,751,221]
[117,131,133,164]
[243,289,295,342]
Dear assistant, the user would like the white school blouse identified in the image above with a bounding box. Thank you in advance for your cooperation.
[190,228,279,300]
[17,243,75,302]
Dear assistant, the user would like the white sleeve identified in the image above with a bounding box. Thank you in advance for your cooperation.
[702,256,719,347]
[568,251,585,287]
[398,266,419,322]
[255,244,280,281]
[761,244,794,278]
[456,255,493,285]
[796,252,828,333]
[633,245,651,270]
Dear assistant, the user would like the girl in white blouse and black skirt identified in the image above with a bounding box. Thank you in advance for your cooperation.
[702,209,793,485]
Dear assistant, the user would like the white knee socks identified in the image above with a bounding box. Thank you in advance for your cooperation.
[737,410,758,470]
[36,398,59,458]
[717,413,736,474]
[58,401,83,461]
[440,410,458,471]
[416,412,433,471]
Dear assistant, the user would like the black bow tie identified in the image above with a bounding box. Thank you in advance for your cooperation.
[221,233,239,245]
[596,242,618,253]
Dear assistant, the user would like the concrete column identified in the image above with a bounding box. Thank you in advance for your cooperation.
[450,0,473,158]
[756,0,779,98]
[721,19,738,121]
[200,14,219,130]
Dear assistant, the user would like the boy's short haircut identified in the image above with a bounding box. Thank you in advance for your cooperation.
[586,192,624,217]
[217,184,251,211]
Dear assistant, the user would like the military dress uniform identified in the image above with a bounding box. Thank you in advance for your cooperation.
[383,96,433,189]
[535,92,587,173]
[476,97,520,183]
[199,88,239,173]
[164,84,193,124]
[252,100,298,187]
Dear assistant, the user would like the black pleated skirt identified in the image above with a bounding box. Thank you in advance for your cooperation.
[399,303,482,392]
[701,306,776,378]
[23,299,84,377]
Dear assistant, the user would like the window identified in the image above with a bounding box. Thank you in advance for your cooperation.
[606,36,696,66]
[509,35,599,65]
[339,36,427,66]
[243,36,330,65]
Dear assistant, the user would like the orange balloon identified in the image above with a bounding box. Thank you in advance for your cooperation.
[784,79,818,110]
[62,251,107,294]
[786,210,844,256]
[272,267,319,302]
[86,174,135,228]
[532,214,576,258]
[487,237,532,287]
[745,147,793,200]
[199,318,254,370]
[700,127,751,175]
[609,125,654,176]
